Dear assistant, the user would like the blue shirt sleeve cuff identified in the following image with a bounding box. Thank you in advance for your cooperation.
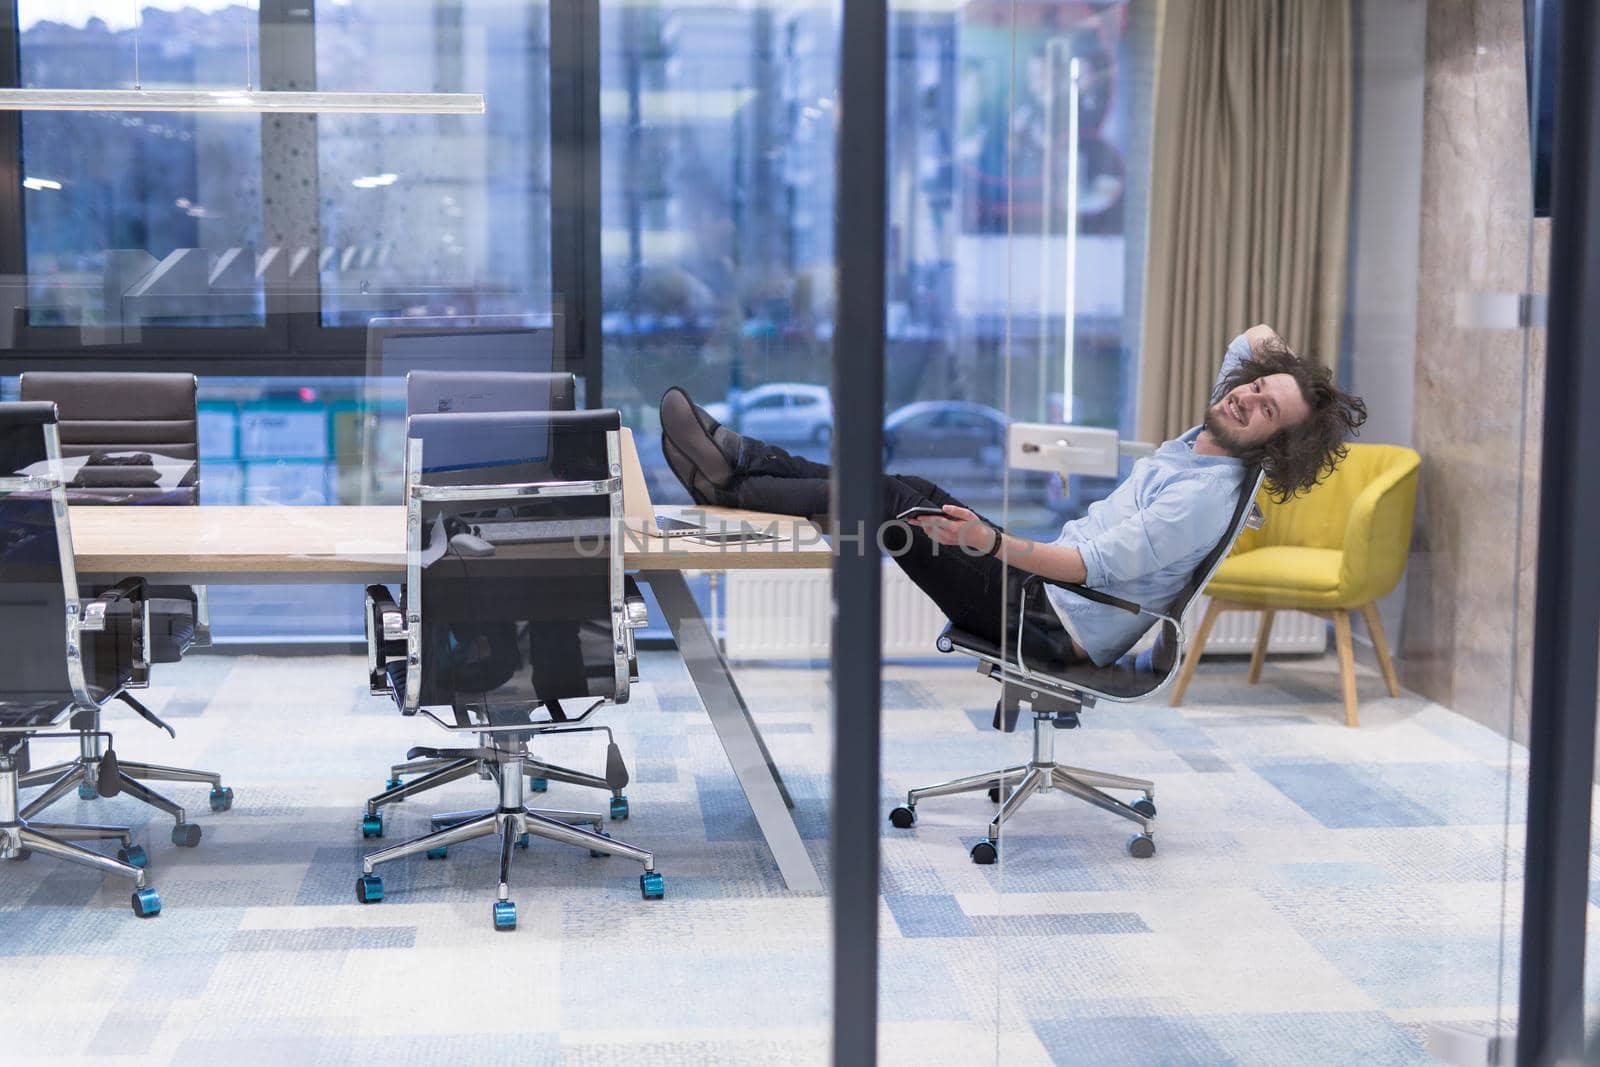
[1078,542,1104,589]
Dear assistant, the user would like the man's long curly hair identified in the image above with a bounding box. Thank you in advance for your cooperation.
[1214,337,1368,502]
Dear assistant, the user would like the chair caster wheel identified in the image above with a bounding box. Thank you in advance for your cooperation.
[1126,833,1156,859]
[131,886,162,918]
[356,874,384,903]
[987,786,1002,803]
[970,839,999,865]
[528,777,549,793]
[360,813,384,838]
[493,900,517,930]
[609,795,630,821]
[209,786,234,812]
[888,806,916,829]
[9,848,31,861]
[426,846,449,860]
[640,871,665,900]
[117,844,148,869]
[78,782,98,801]
[1132,797,1157,819]
[589,830,612,858]
[171,823,201,848]
[515,833,530,850]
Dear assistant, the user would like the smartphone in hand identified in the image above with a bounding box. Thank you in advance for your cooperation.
[895,505,950,522]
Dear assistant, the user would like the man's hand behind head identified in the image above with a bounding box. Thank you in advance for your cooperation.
[1245,323,1284,354]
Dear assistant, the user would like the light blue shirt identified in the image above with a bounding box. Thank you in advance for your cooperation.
[1045,333,1252,665]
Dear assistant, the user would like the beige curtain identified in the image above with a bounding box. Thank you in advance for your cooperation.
[1138,0,1353,443]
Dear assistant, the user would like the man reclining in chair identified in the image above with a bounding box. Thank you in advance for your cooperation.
[659,325,1367,669]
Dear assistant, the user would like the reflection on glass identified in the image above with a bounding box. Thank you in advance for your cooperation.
[17,2,265,328]
[315,0,552,326]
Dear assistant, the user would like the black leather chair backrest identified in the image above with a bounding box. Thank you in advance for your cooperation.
[948,466,1266,702]
[19,372,198,505]
[405,410,622,715]
[406,370,577,416]
[0,403,85,725]
[1037,466,1265,697]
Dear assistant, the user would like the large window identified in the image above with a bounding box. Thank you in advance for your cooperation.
[601,1,1149,538]
[314,0,553,326]
[17,2,266,329]
[11,0,554,343]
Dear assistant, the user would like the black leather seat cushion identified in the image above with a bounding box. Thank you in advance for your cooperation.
[0,697,77,731]
[942,623,1178,701]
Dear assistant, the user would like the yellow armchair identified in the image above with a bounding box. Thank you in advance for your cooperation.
[1169,443,1421,726]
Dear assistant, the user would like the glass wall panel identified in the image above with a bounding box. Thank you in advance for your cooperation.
[599,1,837,1057]
[314,0,553,326]
[980,0,1541,1062]
[16,2,265,328]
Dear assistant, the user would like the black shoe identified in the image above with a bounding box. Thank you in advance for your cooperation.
[659,387,743,503]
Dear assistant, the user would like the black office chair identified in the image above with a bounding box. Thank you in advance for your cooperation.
[889,468,1265,863]
[0,402,166,917]
[370,370,640,822]
[15,372,230,848]
[358,409,662,930]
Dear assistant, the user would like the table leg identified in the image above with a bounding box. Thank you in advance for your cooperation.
[644,570,823,893]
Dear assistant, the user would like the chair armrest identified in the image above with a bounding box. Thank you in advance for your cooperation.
[365,584,408,694]
[622,575,649,629]
[621,576,647,680]
[1013,573,1173,680]
[1018,572,1143,617]
[1338,456,1420,605]
[75,576,152,696]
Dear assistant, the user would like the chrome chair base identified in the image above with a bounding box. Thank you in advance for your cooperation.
[357,743,662,928]
[891,711,1158,862]
[19,757,220,839]
[1,754,159,917]
[373,753,625,814]
[20,712,229,835]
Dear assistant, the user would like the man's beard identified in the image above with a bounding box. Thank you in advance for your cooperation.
[1203,405,1247,455]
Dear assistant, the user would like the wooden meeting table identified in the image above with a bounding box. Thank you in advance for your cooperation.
[70,503,830,893]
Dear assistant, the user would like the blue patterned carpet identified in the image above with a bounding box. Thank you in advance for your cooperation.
[0,648,1536,1065]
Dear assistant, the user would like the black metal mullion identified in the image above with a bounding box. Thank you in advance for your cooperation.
[832,3,888,1064]
[1516,1,1600,1064]
[0,2,23,281]
[549,0,602,407]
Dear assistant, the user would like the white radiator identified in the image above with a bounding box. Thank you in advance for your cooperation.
[720,570,1326,661]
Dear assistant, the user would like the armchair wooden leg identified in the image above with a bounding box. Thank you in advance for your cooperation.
[1247,609,1276,685]
[1170,599,1224,706]
[1332,611,1360,728]
[1360,602,1402,698]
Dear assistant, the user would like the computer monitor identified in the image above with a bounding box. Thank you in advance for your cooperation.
[406,370,577,418]
[360,315,564,503]
[380,329,548,374]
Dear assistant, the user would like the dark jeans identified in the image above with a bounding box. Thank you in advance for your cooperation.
[729,439,1081,661]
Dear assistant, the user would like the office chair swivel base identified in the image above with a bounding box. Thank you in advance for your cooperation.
[358,751,663,927]
[376,755,628,816]
[889,712,1157,863]
[359,808,662,927]
[363,760,620,837]
[1,762,160,917]
[20,759,211,846]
